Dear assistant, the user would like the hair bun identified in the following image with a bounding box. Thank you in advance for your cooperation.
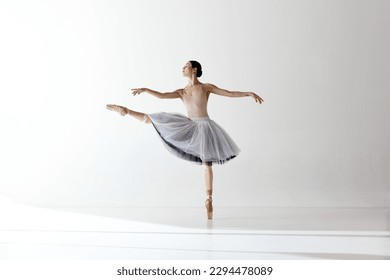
[189,60,203,77]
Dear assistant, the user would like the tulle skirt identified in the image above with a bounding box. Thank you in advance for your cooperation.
[147,112,241,166]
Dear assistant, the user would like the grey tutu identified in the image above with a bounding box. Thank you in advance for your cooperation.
[147,112,241,166]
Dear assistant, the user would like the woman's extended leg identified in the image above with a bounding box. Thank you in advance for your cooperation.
[106,104,152,124]
[204,163,213,219]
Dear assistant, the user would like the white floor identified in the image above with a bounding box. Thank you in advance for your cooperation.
[0,196,389,260]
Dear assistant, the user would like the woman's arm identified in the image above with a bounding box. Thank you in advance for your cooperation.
[131,88,182,99]
[160,89,182,99]
[131,88,162,98]
[205,83,264,103]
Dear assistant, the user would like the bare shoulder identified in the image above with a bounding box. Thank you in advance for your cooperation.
[202,83,216,94]
[176,88,184,98]
[202,83,232,97]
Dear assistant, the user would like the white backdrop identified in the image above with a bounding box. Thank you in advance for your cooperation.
[0,0,389,208]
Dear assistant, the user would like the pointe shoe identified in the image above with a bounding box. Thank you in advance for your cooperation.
[205,197,213,219]
[106,104,128,116]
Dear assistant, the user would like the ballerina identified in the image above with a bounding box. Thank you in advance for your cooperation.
[106,60,264,219]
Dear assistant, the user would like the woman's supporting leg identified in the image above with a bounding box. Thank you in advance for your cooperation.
[204,163,213,199]
[204,163,213,219]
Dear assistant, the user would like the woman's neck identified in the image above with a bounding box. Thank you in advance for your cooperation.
[187,76,200,87]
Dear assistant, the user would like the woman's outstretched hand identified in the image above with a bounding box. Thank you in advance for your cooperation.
[131,88,148,96]
[250,92,264,104]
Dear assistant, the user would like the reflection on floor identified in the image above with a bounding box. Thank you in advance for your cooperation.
[0,196,389,260]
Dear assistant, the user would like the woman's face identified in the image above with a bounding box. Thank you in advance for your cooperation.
[182,61,193,77]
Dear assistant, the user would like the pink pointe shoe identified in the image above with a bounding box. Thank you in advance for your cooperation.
[205,197,213,219]
[106,104,128,116]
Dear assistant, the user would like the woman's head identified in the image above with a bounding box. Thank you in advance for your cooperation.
[182,60,202,78]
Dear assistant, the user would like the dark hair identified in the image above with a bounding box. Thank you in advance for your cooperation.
[189,60,203,77]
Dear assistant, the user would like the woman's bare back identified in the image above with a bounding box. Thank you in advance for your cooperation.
[180,83,210,118]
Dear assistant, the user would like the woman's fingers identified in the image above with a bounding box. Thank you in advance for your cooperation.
[131,88,144,95]
[252,94,259,103]
[253,93,264,104]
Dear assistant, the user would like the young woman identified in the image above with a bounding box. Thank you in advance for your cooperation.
[106,60,264,219]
